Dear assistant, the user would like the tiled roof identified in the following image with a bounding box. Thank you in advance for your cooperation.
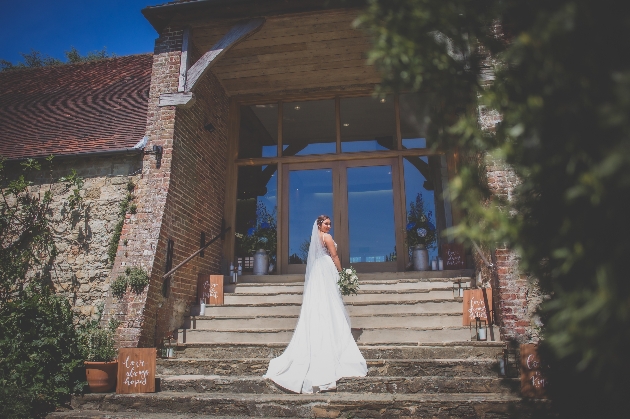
[0,54,153,160]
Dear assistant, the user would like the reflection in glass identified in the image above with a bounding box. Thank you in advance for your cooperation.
[235,165,278,272]
[239,104,278,158]
[288,169,333,264]
[403,156,450,263]
[340,96,396,152]
[347,166,396,263]
[400,93,430,149]
[283,100,336,156]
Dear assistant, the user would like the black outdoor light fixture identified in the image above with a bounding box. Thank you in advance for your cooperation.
[145,144,163,165]
[204,123,215,132]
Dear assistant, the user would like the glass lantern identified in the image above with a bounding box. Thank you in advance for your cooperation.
[452,280,470,298]
[470,317,488,341]
[161,336,176,359]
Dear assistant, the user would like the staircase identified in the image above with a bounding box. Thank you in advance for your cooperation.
[51,271,552,418]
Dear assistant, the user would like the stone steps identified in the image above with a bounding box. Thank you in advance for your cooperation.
[177,325,492,345]
[156,358,500,377]
[65,392,550,419]
[223,289,455,304]
[158,374,520,394]
[50,272,543,419]
[175,342,504,360]
[226,279,471,294]
[184,312,463,330]
[201,299,463,317]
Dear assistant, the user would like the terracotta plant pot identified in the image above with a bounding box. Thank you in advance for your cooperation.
[85,361,118,393]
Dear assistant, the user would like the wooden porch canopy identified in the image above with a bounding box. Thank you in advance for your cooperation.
[143,0,379,104]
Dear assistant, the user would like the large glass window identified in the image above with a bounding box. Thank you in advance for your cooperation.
[400,93,430,149]
[283,100,336,156]
[235,165,278,272]
[403,155,452,263]
[347,165,397,263]
[340,95,396,152]
[288,168,333,264]
[239,104,278,158]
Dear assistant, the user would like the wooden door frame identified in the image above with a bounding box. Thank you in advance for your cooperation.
[281,157,404,274]
[281,161,339,275]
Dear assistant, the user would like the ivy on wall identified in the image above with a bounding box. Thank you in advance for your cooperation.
[107,179,136,264]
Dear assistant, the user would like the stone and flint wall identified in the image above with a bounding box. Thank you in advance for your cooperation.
[104,28,230,348]
[2,154,142,319]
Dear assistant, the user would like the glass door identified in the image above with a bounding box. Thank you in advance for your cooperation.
[281,159,403,274]
[281,162,337,274]
[338,159,403,272]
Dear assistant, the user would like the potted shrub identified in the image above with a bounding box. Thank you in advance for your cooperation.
[79,319,119,392]
[405,193,437,270]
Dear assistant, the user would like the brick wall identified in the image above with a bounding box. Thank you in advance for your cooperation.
[103,28,230,348]
[484,155,541,343]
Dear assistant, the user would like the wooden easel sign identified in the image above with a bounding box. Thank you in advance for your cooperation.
[116,348,156,394]
[462,288,493,326]
[197,273,224,305]
[520,344,548,398]
[441,243,466,270]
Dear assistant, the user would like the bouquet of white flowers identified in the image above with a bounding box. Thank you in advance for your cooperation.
[337,266,360,296]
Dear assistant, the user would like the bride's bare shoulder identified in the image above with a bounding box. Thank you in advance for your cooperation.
[322,233,333,243]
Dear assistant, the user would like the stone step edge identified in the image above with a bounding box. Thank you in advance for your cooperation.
[177,341,504,348]
[196,299,463,308]
[186,312,463,320]
[179,326,474,333]
[72,391,527,403]
[158,358,498,364]
[231,277,474,287]
[48,413,292,419]
[158,374,513,381]
[225,288,455,296]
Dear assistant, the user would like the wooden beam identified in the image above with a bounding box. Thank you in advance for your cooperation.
[178,27,192,92]
[186,18,265,91]
[159,92,196,108]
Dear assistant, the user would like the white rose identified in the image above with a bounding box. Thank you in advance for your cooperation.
[345,268,352,274]
[351,275,358,280]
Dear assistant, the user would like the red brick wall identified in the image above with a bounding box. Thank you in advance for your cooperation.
[485,157,539,343]
[103,27,229,348]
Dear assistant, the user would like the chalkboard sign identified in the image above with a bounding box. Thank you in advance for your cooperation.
[116,348,156,394]
[520,344,547,398]
[197,273,224,305]
[441,243,466,270]
[462,288,493,326]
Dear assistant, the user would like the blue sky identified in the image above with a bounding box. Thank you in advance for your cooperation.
[0,1,161,64]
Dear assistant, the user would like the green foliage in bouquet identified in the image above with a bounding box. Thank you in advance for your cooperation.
[338,266,360,296]
[405,193,437,249]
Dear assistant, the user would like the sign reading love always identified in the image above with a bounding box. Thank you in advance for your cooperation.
[116,348,156,394]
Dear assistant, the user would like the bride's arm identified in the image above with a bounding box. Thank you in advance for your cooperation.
[323,234,342,272]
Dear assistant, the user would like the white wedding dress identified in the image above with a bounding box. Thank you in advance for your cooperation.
[263,221,367,393]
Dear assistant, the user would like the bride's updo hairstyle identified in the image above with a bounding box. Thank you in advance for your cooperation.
[316,215,330,230]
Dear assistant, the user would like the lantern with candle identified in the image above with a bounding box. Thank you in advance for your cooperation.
[470,317,488,341]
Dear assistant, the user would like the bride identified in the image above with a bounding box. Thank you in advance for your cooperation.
[263,215,367,393]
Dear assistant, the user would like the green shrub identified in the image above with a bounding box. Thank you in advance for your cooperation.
[0,286,84,419]
[78,319,118,363]
[110,274,128,299]
[126,267,149,294]
[107,181,135,264]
